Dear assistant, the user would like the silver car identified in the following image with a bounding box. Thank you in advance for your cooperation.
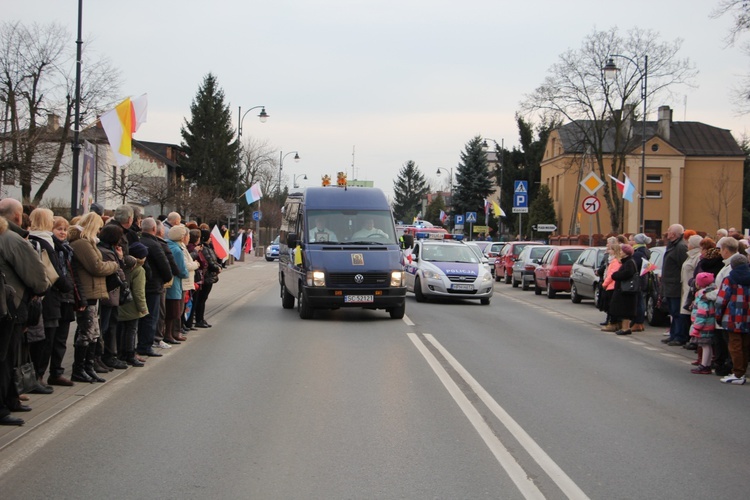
[511,245,552,290]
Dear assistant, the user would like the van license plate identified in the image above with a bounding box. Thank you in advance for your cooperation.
[452,284,474,291]
[345,295,374,303]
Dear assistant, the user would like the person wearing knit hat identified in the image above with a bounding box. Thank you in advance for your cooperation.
[714,251,750,384]
[168,225,187,242]
[688,272,718,374]
[679,233,705,350]
[629,233,653,332]
[610,242,639,335]
[634,233,652,246]
[621,244,634,256]
[128,242,148,260]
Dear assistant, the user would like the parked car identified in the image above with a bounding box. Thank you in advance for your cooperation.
[485,242,506,278]
[495,241,544,284]
[265,235,280,261]
[534,246,587,298]
[511,244,552,290]
[644,246,670,326]
[465,241,492,274]
[569,246,607,304]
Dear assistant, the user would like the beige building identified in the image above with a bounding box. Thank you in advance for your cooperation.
[541,106,746,237]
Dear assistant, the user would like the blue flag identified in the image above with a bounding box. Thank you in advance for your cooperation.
[229,233,243,259]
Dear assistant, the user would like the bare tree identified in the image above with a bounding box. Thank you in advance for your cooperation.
[0,21,121,204]
[521,27,696,233]
[137,176,173,215]
[705,165,741,228]
[711,1,750,113]
[174,183,233,226]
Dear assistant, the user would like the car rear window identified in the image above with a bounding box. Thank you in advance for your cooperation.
[558,249,584,265]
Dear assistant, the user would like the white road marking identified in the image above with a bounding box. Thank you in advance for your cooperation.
[407,333,546,500]
[423,334,591,500]
[402,314,415,326]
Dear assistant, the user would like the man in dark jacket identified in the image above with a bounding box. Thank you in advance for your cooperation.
[136,218,174,354]
[661,224,689,345]
[630,233,652,332]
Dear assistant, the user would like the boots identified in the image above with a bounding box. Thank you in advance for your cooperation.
[84,344,106,383]
[631,323,645,332]
[94,341,113,373]
[601,322,621,332]
[71,345,94,383]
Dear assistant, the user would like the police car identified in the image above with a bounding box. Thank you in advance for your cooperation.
[265,235,280,261]
[403,233,493,305]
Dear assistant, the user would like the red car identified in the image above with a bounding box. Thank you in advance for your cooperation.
[533,246,587,298]
[494,241,543,284]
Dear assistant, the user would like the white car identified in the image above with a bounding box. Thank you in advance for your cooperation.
[404,237,493,305]
[511,244,552,290]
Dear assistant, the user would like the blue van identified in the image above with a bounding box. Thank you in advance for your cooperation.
[278,186,406,319]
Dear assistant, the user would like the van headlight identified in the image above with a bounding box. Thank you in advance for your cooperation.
[391,271,404,287]
[306,270,326,287]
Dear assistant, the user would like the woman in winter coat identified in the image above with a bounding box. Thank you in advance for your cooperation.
[69,212,120,383]
[97,224,131,371]
[600,238,623,331]
[610,244,638,335]
[117,242,149,366]
[629,233,652,332]
[165,226,190,343]
[194,228,221,328]
[27,208,73,393]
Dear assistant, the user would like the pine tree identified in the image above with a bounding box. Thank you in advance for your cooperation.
[527,184,557,239]
[453,136,494,225]
[180,73,239,200]
[392,160,429,222]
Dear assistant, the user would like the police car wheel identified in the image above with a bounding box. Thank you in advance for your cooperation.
[414,277,427,302]
[480,297,490,305]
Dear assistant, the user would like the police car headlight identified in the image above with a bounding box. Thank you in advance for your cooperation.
[390,271,404,287]
[306,270,326,287]
[482,271,493,282]
[422,270,443,280]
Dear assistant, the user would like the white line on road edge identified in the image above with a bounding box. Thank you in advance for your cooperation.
[407,333,545,500]
[403,314,415,326]
[422,334,591,500]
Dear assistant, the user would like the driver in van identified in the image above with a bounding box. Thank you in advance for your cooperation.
[353,217,387,239]
[309,216,337,242]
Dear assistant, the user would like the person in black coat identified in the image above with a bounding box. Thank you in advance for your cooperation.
[611,244,639,335]
[136,218,174,353]
[630,233,652,331]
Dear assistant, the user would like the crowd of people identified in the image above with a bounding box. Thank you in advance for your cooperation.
[0,199,227,426]
[598,224,750,385]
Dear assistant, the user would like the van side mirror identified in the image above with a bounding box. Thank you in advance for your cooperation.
[287,233,298,248]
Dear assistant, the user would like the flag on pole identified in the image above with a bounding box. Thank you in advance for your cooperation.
[244,183,263,204]
[100,94,148,166]
[210,225,229,260]
[229,232,243,259]
[491,200,506,217]
[640,260,657,276]
[244,232,253,254]
[484,199,490,215]
[439,210,448,224]
[608,174,637,202]
[224,229,230,250]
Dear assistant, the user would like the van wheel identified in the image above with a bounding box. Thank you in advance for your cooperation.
[298,288,314,319]
[281,282,295,309]
[389,302,406,319]
[414,277,427,302]
[571,283,582,303]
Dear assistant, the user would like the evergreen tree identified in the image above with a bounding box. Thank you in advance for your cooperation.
[424,193,446,226]
[453,136,494,229]
[180,73,239,200]
[392,160,429,222]
[527,184,557,239]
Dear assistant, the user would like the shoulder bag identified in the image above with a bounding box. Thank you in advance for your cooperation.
[14,340,37,395]
[619,262,640,294]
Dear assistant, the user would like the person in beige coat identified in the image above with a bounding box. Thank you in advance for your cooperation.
[68,213,119,383]
[178,227,199,336]
[681,235,703,348]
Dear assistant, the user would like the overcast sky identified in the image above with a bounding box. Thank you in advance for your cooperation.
[6,0,748,200]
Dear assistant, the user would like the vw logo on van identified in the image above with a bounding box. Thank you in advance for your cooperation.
[354,274,364,283]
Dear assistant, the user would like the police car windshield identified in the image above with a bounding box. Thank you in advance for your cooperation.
[422,244,478,263]
[307,209,397,244]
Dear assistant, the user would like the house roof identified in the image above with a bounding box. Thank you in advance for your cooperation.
[133,140,183,169]
[557,120,745,157]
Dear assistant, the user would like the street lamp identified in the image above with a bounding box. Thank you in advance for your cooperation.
[278,150,300,193]
[604,54,648,234]
[293,173,308,189]
[236,105,269,233]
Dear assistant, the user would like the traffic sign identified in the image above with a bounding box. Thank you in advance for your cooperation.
[253,211,262,221]
[513,180,529,213]
[454,214,464,225]
[580,172,604,195]
[534,224,557,232]
[465,212,477,223]
[581,196,601,215]
[514,180,528,193]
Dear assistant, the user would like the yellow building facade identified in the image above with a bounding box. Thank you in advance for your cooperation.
[541,106,745,238]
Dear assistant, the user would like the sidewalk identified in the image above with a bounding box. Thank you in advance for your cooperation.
[0,254,274,451]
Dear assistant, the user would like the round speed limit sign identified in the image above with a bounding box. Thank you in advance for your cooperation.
[582,196,601,214]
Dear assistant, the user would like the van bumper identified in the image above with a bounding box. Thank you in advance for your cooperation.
[303,286,406,309]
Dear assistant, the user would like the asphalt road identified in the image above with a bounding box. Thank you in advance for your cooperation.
[1,257,748,499]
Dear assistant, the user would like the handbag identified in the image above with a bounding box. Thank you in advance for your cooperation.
[40,249,59,287]
[14,342,37,395]
[620,273,640,294]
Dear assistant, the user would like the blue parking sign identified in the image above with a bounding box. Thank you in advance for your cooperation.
[455,214,464,225]
[513,181,529,213]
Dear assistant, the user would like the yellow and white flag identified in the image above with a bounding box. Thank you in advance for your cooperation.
[100,94,148,166]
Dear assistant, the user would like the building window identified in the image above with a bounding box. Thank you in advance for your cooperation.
[2,168,15,186]
[646,175,662,183]
[645,190,662,199]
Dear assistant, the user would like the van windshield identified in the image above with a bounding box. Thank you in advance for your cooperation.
[307,210,397,244]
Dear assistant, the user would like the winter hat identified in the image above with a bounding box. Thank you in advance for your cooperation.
[634,233,651,245]
[688,234,703,249]
[90,202,104,216]
[129,242,149,259]
[621,244,634,256]
[168,225,187,241]
[200,229,211,243]
[730,253,748,269]
[695,272,714,289]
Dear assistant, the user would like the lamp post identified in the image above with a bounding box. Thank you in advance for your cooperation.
[482,138,504,236]
[293,173,308,188]
[278,150,300,193]
[236,105,269,233]
[604,54,648,234]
